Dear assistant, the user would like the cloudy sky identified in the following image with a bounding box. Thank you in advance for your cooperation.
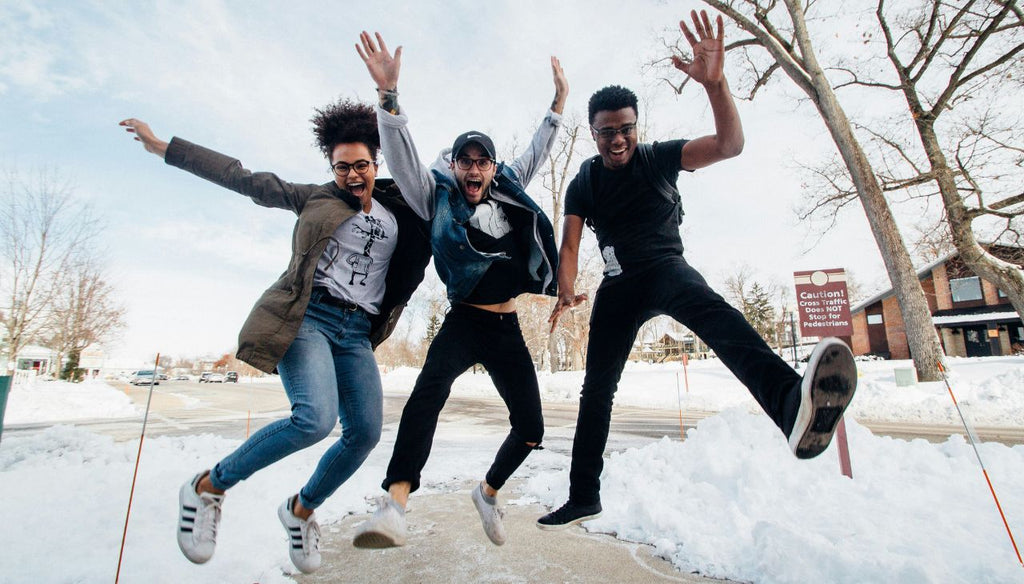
[0,1,926,365]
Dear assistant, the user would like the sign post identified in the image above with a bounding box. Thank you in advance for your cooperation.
[793,268,854,478]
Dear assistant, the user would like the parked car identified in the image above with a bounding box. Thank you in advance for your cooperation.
[225,371,239,383]
[206,373,226,383]
[158,373,169,381]
[199,372,213,383]
[172,375,189,381]
[130,370,160,386]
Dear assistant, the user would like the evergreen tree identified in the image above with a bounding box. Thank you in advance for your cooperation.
[425,313,441,344]
[744,283,776,345]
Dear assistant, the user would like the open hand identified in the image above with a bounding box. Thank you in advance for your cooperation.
[671,10,725,87]
[550,56,568,113]
[356,31,402,91]
[118,118,168,157]
[548,292,588,333]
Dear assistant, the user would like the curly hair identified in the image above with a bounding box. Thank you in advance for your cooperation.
[587,85,638,124]
[310,99,380,160]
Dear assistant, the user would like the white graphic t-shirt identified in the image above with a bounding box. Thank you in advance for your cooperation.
[312,200,398,315]
[468,200,512,239]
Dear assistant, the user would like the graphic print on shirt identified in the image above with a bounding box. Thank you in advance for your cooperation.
[601,245,622,277]
[347,214,390,285]
[468,200,512,239]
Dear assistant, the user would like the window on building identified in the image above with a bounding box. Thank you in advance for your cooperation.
[867,314,883,325]
[998,288,1007,298]
[949,276,983,302]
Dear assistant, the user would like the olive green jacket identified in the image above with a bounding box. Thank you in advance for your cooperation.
[165,137,431,373]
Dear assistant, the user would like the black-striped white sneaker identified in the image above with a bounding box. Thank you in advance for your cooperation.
[789,338,858,459]
[177,472,224,564]
[278,496,321,574]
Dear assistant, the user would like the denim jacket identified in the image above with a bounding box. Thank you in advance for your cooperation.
[376,105,562,304]
[430,166,558,303]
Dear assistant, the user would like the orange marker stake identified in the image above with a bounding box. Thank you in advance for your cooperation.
[937,361,1022,567]
[116,353,161,583]
[675,369,685,441]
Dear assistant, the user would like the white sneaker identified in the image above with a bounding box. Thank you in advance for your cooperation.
[471,482,506,546]
[177,472,224,564]
[789,337,858,459]
[352,495,407,548]
[277,496,321,574]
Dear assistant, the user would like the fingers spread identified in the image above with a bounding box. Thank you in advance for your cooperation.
[700,10,714,38]
[678,19,698,46]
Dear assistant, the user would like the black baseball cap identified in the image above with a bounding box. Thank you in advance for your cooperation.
[451,131,496,160]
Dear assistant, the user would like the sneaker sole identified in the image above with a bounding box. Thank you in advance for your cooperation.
[353,530,406,549]
[789,338,858,459]
[535,511,602,531]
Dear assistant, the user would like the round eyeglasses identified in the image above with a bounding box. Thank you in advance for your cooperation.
[332,160,373,176]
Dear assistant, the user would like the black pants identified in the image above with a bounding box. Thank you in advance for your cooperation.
[384,304,544,493]
[569,257,802,506]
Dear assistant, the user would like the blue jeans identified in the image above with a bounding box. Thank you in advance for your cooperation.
[208,295,383,510]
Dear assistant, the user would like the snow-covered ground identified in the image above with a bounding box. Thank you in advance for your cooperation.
[2,356,1023,583]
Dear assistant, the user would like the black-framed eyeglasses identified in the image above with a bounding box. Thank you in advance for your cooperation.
[455,157,495,171]
[331,159,373,176]
[591,123,637,140]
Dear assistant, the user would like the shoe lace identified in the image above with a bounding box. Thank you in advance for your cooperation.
[373,495,392,512]
[196,492,224,542]
[551,502,577,522]
[301,518,321,555]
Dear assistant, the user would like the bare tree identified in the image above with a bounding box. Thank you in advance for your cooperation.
[1,169,101,369]
[651,0,948,380]
[537,113,589,372]
[865,0,1024,319]
[43,257,126,378]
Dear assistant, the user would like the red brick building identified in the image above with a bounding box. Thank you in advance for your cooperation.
[849,245,1023,359]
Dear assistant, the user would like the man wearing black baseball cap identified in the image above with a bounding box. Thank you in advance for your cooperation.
[355,31,567,548]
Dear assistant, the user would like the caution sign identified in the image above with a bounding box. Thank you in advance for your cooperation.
[793,268,853,337]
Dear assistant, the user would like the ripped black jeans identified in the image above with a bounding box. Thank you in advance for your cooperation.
[383,303,544,493]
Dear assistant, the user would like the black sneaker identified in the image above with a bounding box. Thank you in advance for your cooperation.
[789,337,858,459]
[536,501,602,530]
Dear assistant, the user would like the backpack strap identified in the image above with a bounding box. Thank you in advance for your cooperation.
[575,144,684,232]
[575,155,600,232]
[637,142,684,225]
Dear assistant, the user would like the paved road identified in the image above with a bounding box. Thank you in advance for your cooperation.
[8,379,1024,447]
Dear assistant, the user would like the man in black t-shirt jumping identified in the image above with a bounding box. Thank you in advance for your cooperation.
[539,10,858,529]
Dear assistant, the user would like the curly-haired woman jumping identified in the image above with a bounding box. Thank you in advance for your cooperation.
[120,100,429,574]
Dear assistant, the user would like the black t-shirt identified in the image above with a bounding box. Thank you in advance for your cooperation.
[463,200,528,305]
[564,140,688,283]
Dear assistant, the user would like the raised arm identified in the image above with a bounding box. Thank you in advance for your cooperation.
[672,10,744,171]
[548,214,588,332]
[119,118,313,214]
[357,31,435,221]
[508,56,568,186]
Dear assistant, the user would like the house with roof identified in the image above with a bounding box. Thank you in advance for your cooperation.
[850,245,1023,358]
[630,330,711,362]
